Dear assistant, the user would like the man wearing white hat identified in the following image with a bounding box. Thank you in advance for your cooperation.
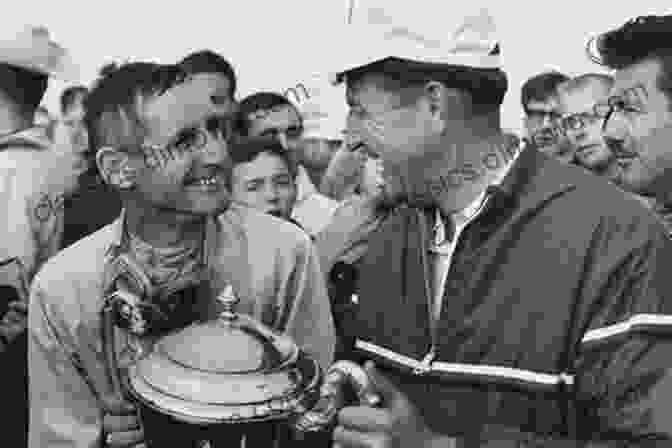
[0,24,79,448]
[0,25,80,284]
[316,2,672,446]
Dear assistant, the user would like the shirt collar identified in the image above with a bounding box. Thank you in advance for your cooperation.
[106,208,126,257]
[433,136,523,245]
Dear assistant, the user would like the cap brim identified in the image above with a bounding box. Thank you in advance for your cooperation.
[328,24,502,85]
[327,26,395,85]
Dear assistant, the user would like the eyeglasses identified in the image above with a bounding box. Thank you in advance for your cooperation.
[559,109,610,132]
[593,87,646,119]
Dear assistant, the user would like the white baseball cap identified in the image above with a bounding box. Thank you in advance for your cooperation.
[284,74,347,140]
[330,1,501,84]
[0,25,78,81]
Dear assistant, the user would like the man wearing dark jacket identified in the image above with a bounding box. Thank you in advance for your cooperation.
[316,3,672,447]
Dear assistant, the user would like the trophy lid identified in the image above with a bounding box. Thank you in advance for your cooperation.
[125,286,322,425]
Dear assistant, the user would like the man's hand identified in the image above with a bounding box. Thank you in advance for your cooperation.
[0,300,28,345]
[333,362,447,448]
[101,395,145,448]
[314,196,383,276]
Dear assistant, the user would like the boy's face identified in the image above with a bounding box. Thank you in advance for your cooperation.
[231,151,297,219]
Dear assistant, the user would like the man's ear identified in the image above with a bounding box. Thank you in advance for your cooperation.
[424,81,470,125]
[96,147,136,190]
[422,81,451,133]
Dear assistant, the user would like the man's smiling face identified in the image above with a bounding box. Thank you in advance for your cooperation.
[131,77,235,216]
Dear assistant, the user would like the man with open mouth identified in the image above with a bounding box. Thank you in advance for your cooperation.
[229,135,304,230]
[316,3,672,447]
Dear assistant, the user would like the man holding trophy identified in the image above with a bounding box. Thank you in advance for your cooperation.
[28,61,335,447]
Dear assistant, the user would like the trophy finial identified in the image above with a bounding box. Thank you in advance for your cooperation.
[217,285,239,321]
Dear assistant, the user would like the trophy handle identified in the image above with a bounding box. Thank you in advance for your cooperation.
[101,298,128,400]
[291,360,381,434]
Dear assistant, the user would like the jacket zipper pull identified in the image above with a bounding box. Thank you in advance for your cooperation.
[413,346,436,375]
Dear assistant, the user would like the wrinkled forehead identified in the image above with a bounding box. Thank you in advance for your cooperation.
[557,83,611,114]
[142,76,223,145]
[345,73,397,107]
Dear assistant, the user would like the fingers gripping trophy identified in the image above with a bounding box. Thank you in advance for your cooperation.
[100,241,380,447]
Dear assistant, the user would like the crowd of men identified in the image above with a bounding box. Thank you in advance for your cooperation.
[4,4,672,447]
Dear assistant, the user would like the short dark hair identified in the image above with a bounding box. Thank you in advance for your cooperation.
[179,50,237,98]
[83,62,187,155]
[236,92,301,136]
[0,63,48,115]
[590,15,672,102]
[557,73,613,96]
[60,85,89,116]
[229,135,299,180]
[343,57,508,115]
[520,71,569,114]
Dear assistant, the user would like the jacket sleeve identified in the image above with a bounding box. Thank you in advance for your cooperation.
[1,156,65,284]
[314,195,385,280]
[461,217,672,447]
[28,281,103,448]
[282,236,336,371]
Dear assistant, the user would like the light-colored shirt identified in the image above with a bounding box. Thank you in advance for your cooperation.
[28,204,335,448]
[0,127,69,282]
[429,145,521,326]
[292,165,338,237]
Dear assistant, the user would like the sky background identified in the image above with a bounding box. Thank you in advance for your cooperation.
[5,0,671,134]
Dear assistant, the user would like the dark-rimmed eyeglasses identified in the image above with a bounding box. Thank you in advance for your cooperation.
[559,109,610,132]
[594,86,646,120]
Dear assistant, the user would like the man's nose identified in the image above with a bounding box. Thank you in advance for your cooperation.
[264,184,280,202]
[601,110,627,143]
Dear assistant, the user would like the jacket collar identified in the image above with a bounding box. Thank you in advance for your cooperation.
[432,135,522,245]
[485,140,576,214]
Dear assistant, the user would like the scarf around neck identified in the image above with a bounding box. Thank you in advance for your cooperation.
[126,231,203,288]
